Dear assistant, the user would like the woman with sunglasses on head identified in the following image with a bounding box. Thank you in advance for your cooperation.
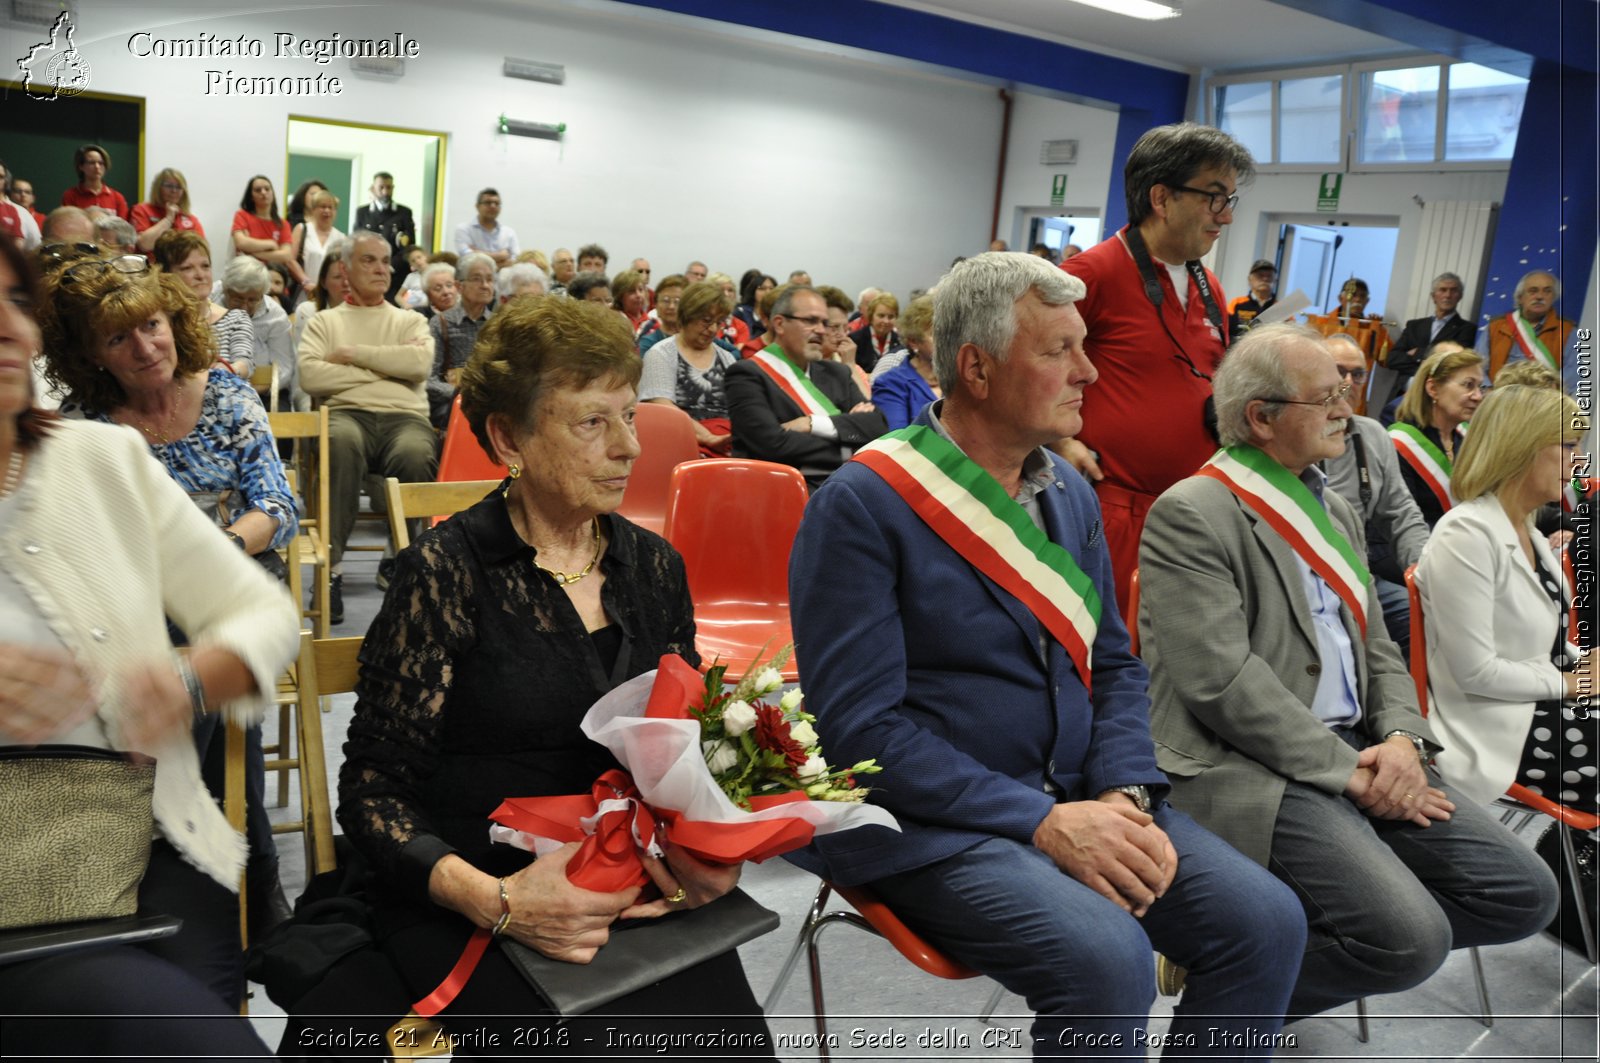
[0,237,293,1057]
[132,167,205,254]
[39,247,302,944]
[151,231,255,380]
[231,174,308,292]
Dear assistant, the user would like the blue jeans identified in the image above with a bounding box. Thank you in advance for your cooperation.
[870,806,1305,1059]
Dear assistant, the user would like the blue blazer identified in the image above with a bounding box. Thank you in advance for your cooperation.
[787,409,1166,886]
[871,360,938,431]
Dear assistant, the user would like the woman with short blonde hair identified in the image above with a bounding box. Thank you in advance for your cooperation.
[1390,343,1484,527]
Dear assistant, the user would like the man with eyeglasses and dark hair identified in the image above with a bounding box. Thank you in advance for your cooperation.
[725,284,886,489]
[453,187,518,268]
[1141,322,1557,1018]
[1319,333,1429,655]
[1063,121,1254,618]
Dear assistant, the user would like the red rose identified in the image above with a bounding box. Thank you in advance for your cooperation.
[754,704,808,770]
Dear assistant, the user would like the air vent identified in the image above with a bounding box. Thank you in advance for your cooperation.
[1040,140,1079,166]
[12,0,73,25]
[349,55,405,79]
[503,57,565,85]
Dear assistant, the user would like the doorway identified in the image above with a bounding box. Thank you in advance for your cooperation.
[1273,216,1400,317]
[1014,208,1101,262]
[286,116,449,254]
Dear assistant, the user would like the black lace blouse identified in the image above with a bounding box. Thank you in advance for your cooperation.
[336,490,699,907]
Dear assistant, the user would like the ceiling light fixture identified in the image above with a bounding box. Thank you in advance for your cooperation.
[1062,0,1181,21]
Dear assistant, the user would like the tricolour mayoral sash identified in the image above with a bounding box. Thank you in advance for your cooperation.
[752,345,839,417]
[853,426,1102,690]
[1387,422,1454,514]
[1199,445,1372,637]
[1508,311,1558,372]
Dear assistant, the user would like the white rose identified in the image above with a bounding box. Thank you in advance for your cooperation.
[797,754,829,782]
[721,700,758,736]
[779,688,805,713]
[755,668,783,694]
[789,720,819,748]
[704,739,739,774]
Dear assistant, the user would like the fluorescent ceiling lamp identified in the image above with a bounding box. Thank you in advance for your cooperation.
[1063,0,1181,20]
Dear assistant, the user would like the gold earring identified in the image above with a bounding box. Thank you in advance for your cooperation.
[508,463,521,479]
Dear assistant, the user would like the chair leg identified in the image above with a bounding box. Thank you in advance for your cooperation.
[1468,946,1492,1028]
[764,884,832,1012]
[1354,997,1369,1043]
[275,701,293,807]
[978,982,1006,1024]
[806,910,873,1063]
[1558,825,1599,964]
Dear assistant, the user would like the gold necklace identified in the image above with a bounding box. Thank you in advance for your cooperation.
[134,376,186,445]
[534,517,602,586]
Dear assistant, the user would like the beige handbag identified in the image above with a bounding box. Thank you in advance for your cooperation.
[0,745,155,930]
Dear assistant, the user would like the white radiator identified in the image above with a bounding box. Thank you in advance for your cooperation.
[1405,200,1499,319]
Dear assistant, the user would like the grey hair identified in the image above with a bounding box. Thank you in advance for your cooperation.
[1322,332,1364,358]
[455,252,496,281]
[931,251,1085,394]
[93,215,137,251]
[1212,322,1323,446]
[221,254,269,296]
[342,228,390,265]
[1431,271,1463,290]
[497,262,548,298]
[1514,269,1560,303]
[770,284,819,321]
[421,263,456,288]
[1123,122,1255,227]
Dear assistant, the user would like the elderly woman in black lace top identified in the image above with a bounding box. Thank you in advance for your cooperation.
[288,296,772,1058]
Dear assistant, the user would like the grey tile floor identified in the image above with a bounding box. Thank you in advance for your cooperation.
[249,541,1600,1060]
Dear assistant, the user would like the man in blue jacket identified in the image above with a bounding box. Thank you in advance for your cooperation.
[788,253,1304,1058]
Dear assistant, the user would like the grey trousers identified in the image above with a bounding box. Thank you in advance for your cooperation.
[326,408,437,566]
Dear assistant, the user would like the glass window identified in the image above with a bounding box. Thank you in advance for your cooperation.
[1278,75,1343,164]
[1215,81,1272,163]
[1360,66,1439,163]
[1445,63,1527,161]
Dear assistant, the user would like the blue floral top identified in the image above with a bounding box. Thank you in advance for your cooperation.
[64,368,298,551]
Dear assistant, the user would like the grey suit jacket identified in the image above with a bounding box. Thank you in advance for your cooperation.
[1137,472,1436,867]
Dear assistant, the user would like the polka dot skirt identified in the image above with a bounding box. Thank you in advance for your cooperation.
[1515,703,1599,812]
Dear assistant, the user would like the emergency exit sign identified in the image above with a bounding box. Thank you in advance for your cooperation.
[1317,172,1342,212]
[1050,174,1067,207]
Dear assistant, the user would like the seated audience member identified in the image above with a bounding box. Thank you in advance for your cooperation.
[291,239,350,358]
[232,175,308,291]
[516,248,551,274]
[297,231,437,624]
[789,253,1305,1055]
[1227,258,1277,338]
[740,282,785,358]
[639,280,738,455]
[813,286,867,397]
[871,294,938,430]
[1416,384,1593,809]
[427,253,496,429]
[1140,322,1559,1018]
[414,261,458,321]
[454,187,518,266]
[1481,270,1574,383]
[726,285,886,489]
[132,167,205,252]
[8,175,46,229]
[631,256,652,295]
[220,255,295,384]
[266,263,295,314]
[613,267,651,335]
[292,189,343,302]
[153,231,258,385]
[1390,343,1484,528]
[60,143,130,219]
[285,296,774,1057]
[395,246,431,309]
[1320,334,1430,654]
[567,269,612,306]
[496,262,548,304]
[0,238,292,1055]
[547,246,576,295]
[0,180,38,250]
[850,287,879,330]
[41,205,96,244]
[735,270,775,336]
[94,214,138,254]
[706,272,750,349]
[850,291,901,372]
[684,260,709,283]
[577,242,609,274]
[40,243,303,949]
[637,273,687,352]
[1387,272,1476,379]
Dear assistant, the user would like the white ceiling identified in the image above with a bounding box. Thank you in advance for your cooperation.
[876,0,1417,73]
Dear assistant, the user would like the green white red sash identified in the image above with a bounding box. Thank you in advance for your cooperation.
[752,345,839,417]
[1199,445,1372,637]
[1508,311,1558,372]
[852,426,1102,689]
[1564,477,1593,513]
[1387,423,1454,513]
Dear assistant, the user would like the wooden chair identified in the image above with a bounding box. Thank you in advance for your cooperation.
[285,632,357,879]
[382,477,501,552]
[249,363,280,413]
[267,409,332,638]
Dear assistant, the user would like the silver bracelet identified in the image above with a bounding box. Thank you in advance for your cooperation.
[173,656,207,717]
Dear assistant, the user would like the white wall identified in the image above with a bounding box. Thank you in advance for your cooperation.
[2,0,1035,301]
[995,92,1120,252]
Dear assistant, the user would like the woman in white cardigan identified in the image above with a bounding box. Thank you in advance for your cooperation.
[0,239,297,1055]
[1416,384,1593,809]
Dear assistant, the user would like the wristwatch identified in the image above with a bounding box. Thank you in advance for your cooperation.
[1103,785,1153,814]
[1384,729,1429,766]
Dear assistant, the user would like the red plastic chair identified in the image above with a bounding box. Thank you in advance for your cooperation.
[437,394,507,483]
[662,459,807,681]
[1127,568,1142,657]
[616,403,700,535]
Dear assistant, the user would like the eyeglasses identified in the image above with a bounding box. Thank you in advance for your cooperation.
[1335,365,1368,384]
[1167,184,1240,215]
[656,296,681,308]
[824,322,850,334]
[160,181,184,191]
[780,314,829,329]
[61,254,149,286]
[1258,380,1354,411]
[40,241,100,262]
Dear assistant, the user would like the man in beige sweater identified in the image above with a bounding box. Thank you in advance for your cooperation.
[298,230,436,622]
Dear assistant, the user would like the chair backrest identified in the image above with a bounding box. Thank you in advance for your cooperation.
[295,632,363,876]
[1404,564,1428,715]
[383,477,501,551]
[1127,567,1142,657]
[662,459,809,608]
[268,408,330,534]
[617,403,701,534]
[249,363,280,412]
[437,393,507,483]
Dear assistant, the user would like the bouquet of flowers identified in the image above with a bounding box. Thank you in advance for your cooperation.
[487,651,896,892]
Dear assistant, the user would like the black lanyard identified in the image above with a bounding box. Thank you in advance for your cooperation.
[1124,226,1225,381]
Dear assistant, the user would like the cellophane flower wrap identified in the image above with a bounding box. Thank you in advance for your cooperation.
[487,651,895,891]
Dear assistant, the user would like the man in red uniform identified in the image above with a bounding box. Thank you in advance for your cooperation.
[1063,122,1254,616]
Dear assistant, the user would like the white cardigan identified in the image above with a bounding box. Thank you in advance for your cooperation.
[1415,493,1572,805]
[1,420,300,887]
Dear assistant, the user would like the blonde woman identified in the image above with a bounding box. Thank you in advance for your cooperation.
[1389,343,1484,527]
[132,167,205,252]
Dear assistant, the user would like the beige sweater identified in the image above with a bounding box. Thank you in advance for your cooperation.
[297,301,433,417]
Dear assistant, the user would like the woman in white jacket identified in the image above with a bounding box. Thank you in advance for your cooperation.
[1416,384,1593,808]
[0,238,297,1056]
